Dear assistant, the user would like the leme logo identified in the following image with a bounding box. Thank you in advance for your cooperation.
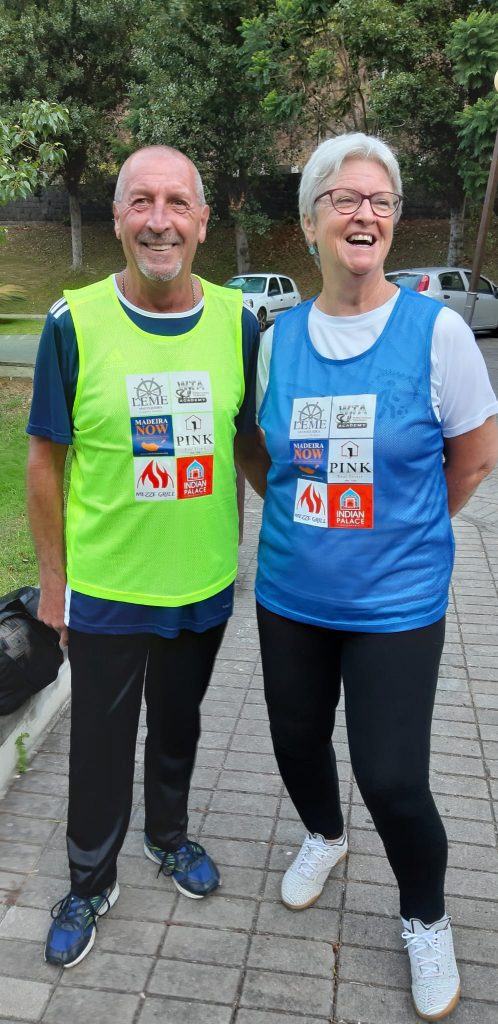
[295,401,326,431]
[290,397,332,439]
[131,378,166,409]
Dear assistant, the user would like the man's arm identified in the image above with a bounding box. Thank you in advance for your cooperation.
[443,416,498,517]
[235,427,271,499]
[27,436,69,644]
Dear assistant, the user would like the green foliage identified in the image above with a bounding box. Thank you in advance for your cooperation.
[0,0,142,262]
[446,11,498,92]
[0,99,68,203]
[15,732,30,773]
[129,0,274,246]
[454,93,498,194]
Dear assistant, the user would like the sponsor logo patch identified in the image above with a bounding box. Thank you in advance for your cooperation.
[330,394,376,437]
[134,457,176,501]
[328,484,373,528]
[290,439,327,476]
[177,455,213,498]
[173,412,214,455]
[131,415,173,455]
[126,374,170,414]
[290,397,332,439]
[171,372,212,413]
[293,479,328,527]
[327,437,373,483]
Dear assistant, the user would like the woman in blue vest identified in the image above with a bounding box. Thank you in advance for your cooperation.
[256,133,498,1022]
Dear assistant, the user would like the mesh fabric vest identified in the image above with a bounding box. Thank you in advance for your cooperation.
[64,275,243,606]
[257,288,455,632]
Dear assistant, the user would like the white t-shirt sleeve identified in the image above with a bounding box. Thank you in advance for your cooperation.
[432,307,498,437]
[256,324,274,418]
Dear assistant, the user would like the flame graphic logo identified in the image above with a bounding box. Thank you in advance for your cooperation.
[139,460,172,489]
[298,484,324,514]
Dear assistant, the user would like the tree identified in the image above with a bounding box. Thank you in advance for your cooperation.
[446,10,498,196]
[242,0,492,263]
[0,99,68,203]
[0,98,68,304]
[128,0,275,273]
[0,0,141,268]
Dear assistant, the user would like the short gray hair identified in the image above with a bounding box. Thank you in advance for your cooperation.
[299,133,403,229]
[114,145,206,206]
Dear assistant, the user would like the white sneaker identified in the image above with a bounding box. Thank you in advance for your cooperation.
[281,831,348,910]
[402,916,461,1021]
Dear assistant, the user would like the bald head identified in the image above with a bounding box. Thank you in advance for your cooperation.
[114,146,206,206]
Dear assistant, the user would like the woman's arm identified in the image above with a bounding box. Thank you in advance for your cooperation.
[443,416,498,517]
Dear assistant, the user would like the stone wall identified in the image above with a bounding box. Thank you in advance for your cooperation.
[0,175,459,224]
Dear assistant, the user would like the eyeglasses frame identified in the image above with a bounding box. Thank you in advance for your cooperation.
[313,188,403,218]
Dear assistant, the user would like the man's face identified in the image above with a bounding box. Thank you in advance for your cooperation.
[113,151,209,285]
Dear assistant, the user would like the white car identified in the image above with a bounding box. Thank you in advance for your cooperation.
[385,266,498,332]
[224,273,301,331]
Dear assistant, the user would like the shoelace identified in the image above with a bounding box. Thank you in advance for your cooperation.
[50,892,110,931]
[402,929,442,978]
[153,840,205,879]
[296,842,332,878]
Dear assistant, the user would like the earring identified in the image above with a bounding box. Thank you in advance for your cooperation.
[308,243,317,256]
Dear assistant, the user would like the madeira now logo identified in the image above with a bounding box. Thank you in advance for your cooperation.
[290,440,326,476]
[131,416,173,455]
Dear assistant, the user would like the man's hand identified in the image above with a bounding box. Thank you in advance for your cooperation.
[38,573,68,648]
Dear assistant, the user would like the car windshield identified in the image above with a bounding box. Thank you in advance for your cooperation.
[225,277,266,294]
[386,273,422,290]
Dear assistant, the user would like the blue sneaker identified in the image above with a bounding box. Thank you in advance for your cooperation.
[44,881,119,967]
[144,835,220,898]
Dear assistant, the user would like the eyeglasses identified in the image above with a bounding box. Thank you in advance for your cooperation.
[313,188,402,217]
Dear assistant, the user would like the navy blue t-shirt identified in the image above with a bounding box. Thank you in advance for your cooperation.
[27,277,260,637]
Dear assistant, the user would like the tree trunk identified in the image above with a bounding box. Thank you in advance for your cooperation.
[447,202,466,265]
[68,187,83,269]
[235,220,250,274]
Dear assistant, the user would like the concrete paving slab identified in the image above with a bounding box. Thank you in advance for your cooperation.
[0,337,497,1022]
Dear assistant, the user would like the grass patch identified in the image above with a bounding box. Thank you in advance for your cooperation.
[0,216,496,320]
[0,320,45,336]
[0,379,38,593]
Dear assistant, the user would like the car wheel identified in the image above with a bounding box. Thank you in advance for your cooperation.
[257,307,268,332]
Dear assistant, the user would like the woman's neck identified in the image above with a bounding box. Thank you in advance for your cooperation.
[316,272,397,317]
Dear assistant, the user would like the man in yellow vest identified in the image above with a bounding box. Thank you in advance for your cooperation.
[27,146,268,967]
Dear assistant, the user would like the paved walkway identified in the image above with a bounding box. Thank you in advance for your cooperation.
[0,342,497,1024]
[0,336,39,377]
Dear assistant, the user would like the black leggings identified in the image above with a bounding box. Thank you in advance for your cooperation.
[67,624,225,897]
[257,604,447,922]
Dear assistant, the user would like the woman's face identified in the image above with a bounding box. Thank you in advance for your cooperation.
[303,158,396,282]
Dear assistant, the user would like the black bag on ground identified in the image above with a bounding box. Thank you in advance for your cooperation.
[0,586,63,715]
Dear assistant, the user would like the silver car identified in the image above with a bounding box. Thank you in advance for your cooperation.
[385,267,498,332]
[224,272,301,331]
